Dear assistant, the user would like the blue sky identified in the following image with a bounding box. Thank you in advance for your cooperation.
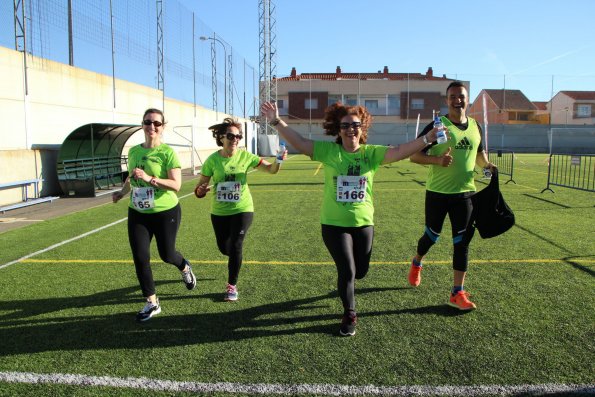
[185,0,595,102]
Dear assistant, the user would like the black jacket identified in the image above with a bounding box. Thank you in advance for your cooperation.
[470,169,515,238]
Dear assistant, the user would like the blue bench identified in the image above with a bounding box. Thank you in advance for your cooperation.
[0,179,59,213]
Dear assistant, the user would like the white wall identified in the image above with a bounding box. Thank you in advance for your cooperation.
[0,47,256,206]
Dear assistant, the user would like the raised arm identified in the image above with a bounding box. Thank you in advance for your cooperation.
[382,127,446,165]
[260,101,314,157]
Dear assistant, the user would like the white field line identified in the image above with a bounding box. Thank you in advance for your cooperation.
[0,371,593,396]
[0,160,275,271]
[0,218,127,270]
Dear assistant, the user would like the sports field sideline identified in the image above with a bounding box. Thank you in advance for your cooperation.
[0,154,593,396]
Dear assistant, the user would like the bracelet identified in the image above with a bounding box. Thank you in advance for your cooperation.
[422,135,430,145]
[270,117,281,126]
[150,177,157,186]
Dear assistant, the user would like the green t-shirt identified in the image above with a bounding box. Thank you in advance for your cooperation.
[127,143,181,213]
[201,149,262,216]
[426,116,482,193]
[312,141,388,227]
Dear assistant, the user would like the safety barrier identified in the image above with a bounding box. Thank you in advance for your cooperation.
[542,153,594,193]
[488,149,516,184]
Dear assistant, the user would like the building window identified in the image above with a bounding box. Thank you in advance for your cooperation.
[387,95,400,116]
[577,104,592,118]
[364,100,378,109]
[344,95,358,106]
[328,95,341,106]
[305,98,318,110]
[411,99,424,110]
[277,99,288,116]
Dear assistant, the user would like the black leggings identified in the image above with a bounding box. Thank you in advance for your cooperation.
[128,204,186,297]
[211,212,254,285]
[321,224,374,314]
[416,191,474,272]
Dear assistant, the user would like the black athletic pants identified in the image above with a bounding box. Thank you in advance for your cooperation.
[211,212,254,286]
[321,224,374,314]
[128,204,185,297]
[416,191,474,272]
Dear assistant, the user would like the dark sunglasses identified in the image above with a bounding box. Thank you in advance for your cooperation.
[225,132,243,141]
[143,120,164,127]
[339,121,362,130]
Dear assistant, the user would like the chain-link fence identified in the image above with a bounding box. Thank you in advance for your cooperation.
[1,0,258,118]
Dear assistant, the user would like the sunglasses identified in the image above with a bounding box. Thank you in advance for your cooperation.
[339,121,362,130]
[143,120,164,127]
[225,133,243,141]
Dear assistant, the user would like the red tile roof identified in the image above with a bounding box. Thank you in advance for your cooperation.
[532,101,548,110]
[482,89,537,110]
[559,91,595,100]
[275,67,453,82]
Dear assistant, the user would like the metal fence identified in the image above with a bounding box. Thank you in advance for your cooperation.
[488,149,516,184]
[542,154,595,193]
[2,0,258,118]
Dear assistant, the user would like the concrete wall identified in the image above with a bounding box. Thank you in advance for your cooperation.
[0,47,256,206]
[283,122,595,154]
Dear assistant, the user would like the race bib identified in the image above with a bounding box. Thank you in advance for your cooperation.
[131,187,155,210]
[336,175,367,202]
[216,181,242,202]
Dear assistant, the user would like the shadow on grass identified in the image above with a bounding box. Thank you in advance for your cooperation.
[0,285,460,355]
[563,255,595,277]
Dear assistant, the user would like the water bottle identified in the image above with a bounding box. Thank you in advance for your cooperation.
[483,168,492,178]
[276,141,286,163]
[434,116,447,144]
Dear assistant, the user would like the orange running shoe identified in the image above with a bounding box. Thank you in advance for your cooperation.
[408,260,422,287]
[448,290,477,310]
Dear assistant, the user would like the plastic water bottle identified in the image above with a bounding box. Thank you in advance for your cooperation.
[276,141,286,163]
[434,116,447,144]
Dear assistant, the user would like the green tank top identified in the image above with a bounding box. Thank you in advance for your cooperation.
[426,116,481,193]
[127,143,181,213]
[313,141,388,227]
[201,149,261,216]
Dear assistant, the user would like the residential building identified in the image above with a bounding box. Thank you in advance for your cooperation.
[548,91,595,125]
[273,66,463,124]
[468,89,546,125]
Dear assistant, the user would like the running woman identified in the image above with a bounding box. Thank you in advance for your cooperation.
[194,118,286,301]
[113,108,196,322]
[261,101,443,336]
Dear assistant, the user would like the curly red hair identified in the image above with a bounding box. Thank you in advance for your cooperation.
[322,102,371,144]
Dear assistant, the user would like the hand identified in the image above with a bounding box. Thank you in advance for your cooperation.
[439,147,453,167]
[131,167,149,182]
[194,183,210,198]
[260,101,279,123]
[112,191,124,203]
[428,127,449,143]
[487,163,497,173]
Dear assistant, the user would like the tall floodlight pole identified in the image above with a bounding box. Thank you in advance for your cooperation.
[201,35,228,115]
[258,0,277,135]
[13,0,28,95]
[156,0,164,110]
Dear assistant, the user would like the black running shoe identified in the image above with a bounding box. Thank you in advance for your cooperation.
[339,312,357,336]
[181,261,196,290]
[136,299,161,322]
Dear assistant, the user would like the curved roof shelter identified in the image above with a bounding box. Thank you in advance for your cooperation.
[57,124,142,197]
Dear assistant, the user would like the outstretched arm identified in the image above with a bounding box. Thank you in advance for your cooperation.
[260,101,314,157]
[410,147,453,167]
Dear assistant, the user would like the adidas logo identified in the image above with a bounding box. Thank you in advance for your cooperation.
[455,137,473,150]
